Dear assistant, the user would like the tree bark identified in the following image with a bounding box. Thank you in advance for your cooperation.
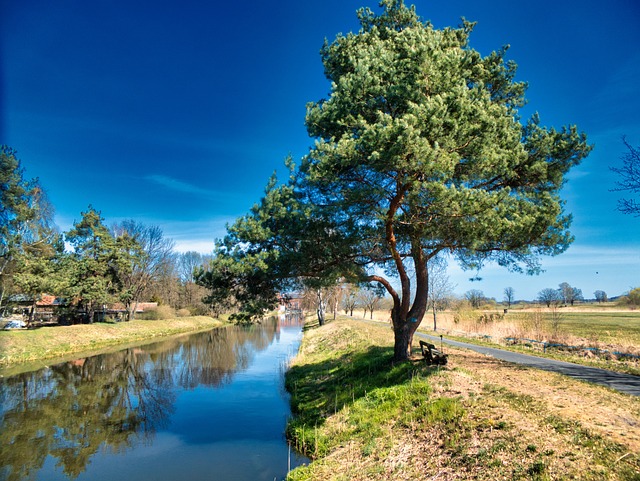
[316,289,325,326]
[27,300,36,328]
[391,314,420,361]
[432,304,437,331]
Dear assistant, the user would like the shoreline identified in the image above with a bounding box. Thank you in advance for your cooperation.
[0,316,225,376]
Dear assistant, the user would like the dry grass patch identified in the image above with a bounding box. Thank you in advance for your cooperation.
[286,318,640,481]
[0,316,224,371]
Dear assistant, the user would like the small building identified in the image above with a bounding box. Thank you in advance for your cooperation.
[278,293,303,312]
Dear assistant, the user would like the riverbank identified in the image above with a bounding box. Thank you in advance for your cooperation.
[0,316,224,373]
[285,317,640,480]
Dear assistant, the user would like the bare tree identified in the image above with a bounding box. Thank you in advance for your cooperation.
[341,284,359,316]
[465,289,485,309]
[537,288,561,307]
[324,284,344,320]
[558,282,583,306]
[594,290,608,303]
[503,286,515,309]
[611,136,640,216]
[178,251,205,284]
[177,251,214,310]
[427,257,455,331]
[358,285,385,320]
[111,221,175,320]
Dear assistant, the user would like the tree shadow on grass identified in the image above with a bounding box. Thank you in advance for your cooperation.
[285,343,441,430]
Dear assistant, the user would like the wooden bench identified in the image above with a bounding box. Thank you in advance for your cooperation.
[419,340,448,365]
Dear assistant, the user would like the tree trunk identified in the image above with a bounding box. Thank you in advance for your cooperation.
[130,300,140,321]
[393,320,414,361]
[87,302,95,324]
[28,300,36,328]
[316,289,325,326]
[432,304,437,331]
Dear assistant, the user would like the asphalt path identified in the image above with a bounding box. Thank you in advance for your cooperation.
[416,332,640,397]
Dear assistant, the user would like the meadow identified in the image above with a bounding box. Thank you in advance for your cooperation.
[348,305,640,375]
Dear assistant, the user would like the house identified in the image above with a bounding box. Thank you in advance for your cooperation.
[278,292,303,312]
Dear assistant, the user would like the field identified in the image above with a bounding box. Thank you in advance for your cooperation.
[285,317,640,480]
[350,305,640,375]
[552,311,640,345]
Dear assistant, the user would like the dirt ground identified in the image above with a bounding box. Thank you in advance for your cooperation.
[434,344,640,453]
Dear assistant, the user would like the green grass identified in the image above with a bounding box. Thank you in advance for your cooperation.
[557,312,640,345]
[286,344,458,458]
[285,319,640,480]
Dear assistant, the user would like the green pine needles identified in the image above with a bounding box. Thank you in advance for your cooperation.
[198,0,591,361]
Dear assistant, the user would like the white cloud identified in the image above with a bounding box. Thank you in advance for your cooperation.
[145,174,223,199]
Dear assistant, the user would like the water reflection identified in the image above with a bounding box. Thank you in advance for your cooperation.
[0,316,306,481]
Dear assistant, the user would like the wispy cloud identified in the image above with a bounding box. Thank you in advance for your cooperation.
[145,174,221,199]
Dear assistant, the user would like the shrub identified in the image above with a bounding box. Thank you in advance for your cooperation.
[139,305,176,320]
[176,308,191,317]
[189,305,211,316]
[628,288,640,306]
[616,288,640,308]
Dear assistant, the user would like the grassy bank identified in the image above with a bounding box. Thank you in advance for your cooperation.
[0,316,224,371]
[285,318,640,480]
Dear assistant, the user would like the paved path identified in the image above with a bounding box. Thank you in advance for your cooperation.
[417,333,640,397]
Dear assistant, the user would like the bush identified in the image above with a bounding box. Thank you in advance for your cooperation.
[628,288,640,306]
[188,305,211,316]
[138,305,176,320]
[176,308,191,317]
[616,288,640,308]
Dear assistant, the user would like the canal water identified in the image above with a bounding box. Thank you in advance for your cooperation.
[0,316,308,481]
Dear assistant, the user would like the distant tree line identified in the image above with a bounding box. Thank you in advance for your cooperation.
[1,146,213,324]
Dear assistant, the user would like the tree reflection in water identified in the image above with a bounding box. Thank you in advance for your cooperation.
[0,317,281,481]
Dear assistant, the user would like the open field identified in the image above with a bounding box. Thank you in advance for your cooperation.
[286,317,640,480]
[350,306,640,375]
[546,311,640,345]
[0,316,224,374]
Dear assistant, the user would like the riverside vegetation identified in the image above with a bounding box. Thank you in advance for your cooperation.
[285,318,640,480]
[0,316,223,373]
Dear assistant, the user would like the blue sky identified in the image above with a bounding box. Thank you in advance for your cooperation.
[2,0,639,301]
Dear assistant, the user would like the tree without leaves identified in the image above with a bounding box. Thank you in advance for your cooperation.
[358,284,386,319]
[175,251,212,311]
[199,0,591,361]
[537,287,562,307]
[503,287,515,308]
[610,137,640,216]
[594,290,608,303]
[178,251,207,284]
[465,289,485,309]
[111,220,175,320]
[558,282,583,306]
[427,256,455,330]
[341,284,360,316]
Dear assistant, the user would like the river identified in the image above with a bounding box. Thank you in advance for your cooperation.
[0,315,308,481]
